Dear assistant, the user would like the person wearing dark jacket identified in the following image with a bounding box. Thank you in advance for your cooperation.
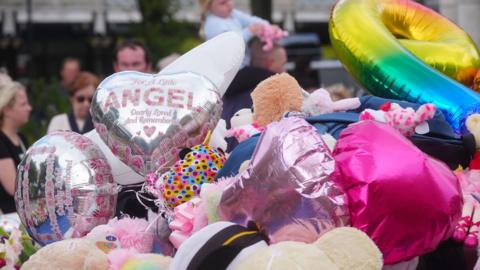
[222,38,287,129]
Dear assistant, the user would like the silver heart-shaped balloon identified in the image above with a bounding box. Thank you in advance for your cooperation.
[90,71,222,176]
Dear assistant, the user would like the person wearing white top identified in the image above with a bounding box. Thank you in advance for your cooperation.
[47,72,99,134]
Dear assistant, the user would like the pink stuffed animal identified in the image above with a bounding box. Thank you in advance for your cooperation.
[302,88,361,116]
[226,108,264,143]
[359,102,436,136]
[258,24,288,51]
[454,169,480,248]
[86,217,154,253]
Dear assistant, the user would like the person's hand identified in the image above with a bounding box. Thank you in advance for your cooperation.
[249,23,264,36]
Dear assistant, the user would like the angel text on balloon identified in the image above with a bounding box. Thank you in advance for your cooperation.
[103,88,194,112]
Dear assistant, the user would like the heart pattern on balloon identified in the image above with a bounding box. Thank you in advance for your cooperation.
[90,71,223,176]
[143,126,156,138]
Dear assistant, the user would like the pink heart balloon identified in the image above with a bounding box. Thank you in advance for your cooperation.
[91,72,222,176]
[219,117,350,244]
[332,120,462,264]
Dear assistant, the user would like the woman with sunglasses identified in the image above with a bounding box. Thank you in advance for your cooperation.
[47,71,99,134]
[0,74,32,213]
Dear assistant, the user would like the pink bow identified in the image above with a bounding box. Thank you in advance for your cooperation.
[168,198,207,248]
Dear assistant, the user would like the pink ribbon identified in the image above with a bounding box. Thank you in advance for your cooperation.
[169,198,204,249]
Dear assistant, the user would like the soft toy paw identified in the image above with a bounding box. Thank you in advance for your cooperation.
[251,73,304,127]
[359,102,436,136]
[302,88,361,116]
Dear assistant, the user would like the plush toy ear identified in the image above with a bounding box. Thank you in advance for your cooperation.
[179,148,193,160]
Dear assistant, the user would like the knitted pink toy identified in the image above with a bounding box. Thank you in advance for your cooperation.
[258,24,288,51]
[359,102,436,136]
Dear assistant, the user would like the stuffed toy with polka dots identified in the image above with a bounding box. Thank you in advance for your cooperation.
[145,133,226,210]
[359,102,436,136]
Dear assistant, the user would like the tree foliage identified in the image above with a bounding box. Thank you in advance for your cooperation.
[131,0,201,62]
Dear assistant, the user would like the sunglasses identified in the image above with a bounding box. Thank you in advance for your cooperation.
[75,96,93,103]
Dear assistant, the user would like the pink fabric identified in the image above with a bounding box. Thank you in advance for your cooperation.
[332,121,462,264]
[168,198,208,249]
[258,24,288,51]
[219,117,349,244]
[359,103,436,136]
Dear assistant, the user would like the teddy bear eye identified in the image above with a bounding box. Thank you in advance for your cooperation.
[106,235,117,241]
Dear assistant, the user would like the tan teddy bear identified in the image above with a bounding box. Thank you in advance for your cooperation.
[251,73,304,127]
[22,238,108,270]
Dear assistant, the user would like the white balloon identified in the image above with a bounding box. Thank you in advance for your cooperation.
[159,31,245,97]
[84,130,143,185]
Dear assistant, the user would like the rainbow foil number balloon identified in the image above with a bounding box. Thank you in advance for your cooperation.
[330,0,480,133]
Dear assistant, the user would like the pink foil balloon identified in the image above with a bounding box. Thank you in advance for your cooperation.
[219,117,349,243]
[332,120,462,264]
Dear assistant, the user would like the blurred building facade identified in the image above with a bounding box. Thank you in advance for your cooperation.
[0,0,141,79]
[0,0,478,81]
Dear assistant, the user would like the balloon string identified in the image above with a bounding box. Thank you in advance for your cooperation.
[145,212,162,233]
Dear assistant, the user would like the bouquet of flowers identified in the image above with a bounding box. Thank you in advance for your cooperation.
[0,224,38,269]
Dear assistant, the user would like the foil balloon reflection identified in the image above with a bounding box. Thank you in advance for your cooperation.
[219,117,349,244]
[90,72,222,176]
[15,131,118,246]
[329,0,480,133]
[332,121,462,264]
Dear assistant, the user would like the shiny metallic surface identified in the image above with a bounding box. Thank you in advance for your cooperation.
[330,0,480,133]
[90,71,223,176]
[219,117,350,244]
[15,131,118,246]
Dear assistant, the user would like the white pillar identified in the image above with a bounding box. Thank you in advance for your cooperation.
[2,10,16,36]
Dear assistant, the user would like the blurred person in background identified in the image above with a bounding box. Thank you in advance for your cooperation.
[47,72,99,134]
[222,37,287,128]
[113,39,152,73]
[0,74,32,213]
[60,57,81,94]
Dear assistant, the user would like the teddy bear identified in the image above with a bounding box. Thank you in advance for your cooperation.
[225,108,264,143]
[85,217,154,253]
[251,73,304,127]
[144,133,227,210]
[359,102,436,136]
[210,119,228,152]
[21,238,108,270]
[170,221,383,270]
